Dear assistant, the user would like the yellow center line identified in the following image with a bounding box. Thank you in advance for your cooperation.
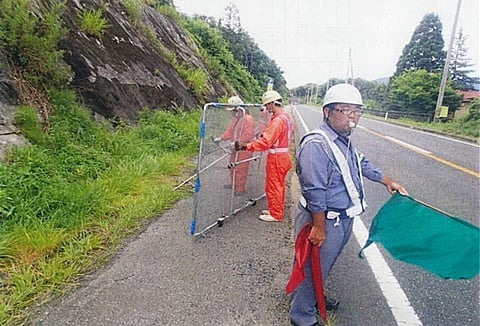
[358,126,480,178]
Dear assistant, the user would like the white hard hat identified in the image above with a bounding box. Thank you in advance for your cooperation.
[227,96,243,106]
[262,90,282,105]
[323,83,363,108]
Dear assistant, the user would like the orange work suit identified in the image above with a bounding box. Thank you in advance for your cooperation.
[221,111,256,192]
[246,110,293,220]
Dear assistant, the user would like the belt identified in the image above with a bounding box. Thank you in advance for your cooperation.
[299,196,353,219]
[268,147,289,154]
[325,209,351,220]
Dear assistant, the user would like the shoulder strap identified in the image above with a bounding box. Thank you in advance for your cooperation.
[299,129,365,217]
[299,129,338,169]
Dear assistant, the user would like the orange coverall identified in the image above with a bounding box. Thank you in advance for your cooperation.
[246,111,293,220]
[221,111,256,192]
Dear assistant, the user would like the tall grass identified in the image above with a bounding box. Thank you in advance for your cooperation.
[0,90,200,325]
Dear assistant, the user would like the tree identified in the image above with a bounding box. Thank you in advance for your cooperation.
[388,70,461,115]
[365,83,389,109]
[180,17,263,102]
[393,13,445,77]
[223,2,241,33]
[218,6,287,95]
[450,28,476,90]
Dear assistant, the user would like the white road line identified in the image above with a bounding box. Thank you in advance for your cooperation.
[292,105,422,326]
[356,125,432,155]
[353,221,422,325]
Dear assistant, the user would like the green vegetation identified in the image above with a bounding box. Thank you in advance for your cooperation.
[389,116,479,139]
[0,1,282,324]
[393,13,445,77]
[387,69,461,114]
[0,0,71,91]
[13,106,46,145]
[77,8,111,39]
[0,90,201,325]
[180,16,265,102]
[399,97,479,138]
[121,0,144,25]
[178,65,209,97]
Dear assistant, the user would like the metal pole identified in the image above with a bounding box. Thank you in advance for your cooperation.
[435,0,462,119]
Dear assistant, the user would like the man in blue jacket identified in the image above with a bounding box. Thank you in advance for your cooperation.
[288,83,408,326]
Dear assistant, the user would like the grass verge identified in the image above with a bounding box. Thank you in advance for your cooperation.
[0,91,200,325]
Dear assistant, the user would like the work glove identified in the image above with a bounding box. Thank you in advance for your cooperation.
[213,137,221,144]
[235,141,247,151]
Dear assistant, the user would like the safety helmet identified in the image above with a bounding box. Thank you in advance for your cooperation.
[322,83,363,108]
[227,96,243,106]
[261,90,282,105]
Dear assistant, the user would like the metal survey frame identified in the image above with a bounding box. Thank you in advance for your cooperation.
[190,102,265,237]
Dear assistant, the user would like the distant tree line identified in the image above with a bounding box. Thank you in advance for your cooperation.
[292,13,477,120]
[177,3,287,103]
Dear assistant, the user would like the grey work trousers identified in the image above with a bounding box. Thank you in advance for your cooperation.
[289,203,354,326]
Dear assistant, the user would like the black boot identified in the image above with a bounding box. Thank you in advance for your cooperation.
[325,297,340,311]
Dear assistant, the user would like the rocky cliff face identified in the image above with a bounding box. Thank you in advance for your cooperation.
[0,0,231,159]
[60,0,228,120]
[0,51,25,161]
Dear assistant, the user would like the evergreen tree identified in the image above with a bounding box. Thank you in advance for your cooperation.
[450,28,476,90]
[393,13,446,77]
[219,5,287,95]
[223,2,241,33]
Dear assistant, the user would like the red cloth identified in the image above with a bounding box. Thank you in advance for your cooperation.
[286,223,327,322]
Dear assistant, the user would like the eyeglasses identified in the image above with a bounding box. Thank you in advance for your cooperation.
[333,108,363,116]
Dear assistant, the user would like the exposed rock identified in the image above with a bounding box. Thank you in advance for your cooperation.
[58,0,229,121]
[0,103,27,161]
[0,0,233,159]
[0,52,26,161]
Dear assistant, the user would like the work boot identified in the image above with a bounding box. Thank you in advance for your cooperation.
[258,214,281,222]
[325,297,340,311]
[261,209,270,215]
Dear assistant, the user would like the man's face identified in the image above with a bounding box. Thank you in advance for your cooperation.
[325,103,363,135]
[265,102,274,113]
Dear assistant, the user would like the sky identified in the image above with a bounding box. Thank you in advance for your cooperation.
[174,0,479,88]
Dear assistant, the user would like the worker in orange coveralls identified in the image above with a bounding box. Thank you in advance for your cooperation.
[215,96,256,194]
[235,90,294,222]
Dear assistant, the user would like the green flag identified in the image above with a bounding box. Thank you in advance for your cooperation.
[360,193,479,279]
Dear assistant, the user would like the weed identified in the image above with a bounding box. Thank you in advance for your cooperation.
[77,8,111,39]
[14,106,45,145]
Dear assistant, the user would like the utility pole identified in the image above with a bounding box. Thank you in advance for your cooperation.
[346,48,354,86]
[435,0,462,119]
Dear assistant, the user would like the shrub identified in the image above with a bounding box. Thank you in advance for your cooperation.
[0,0,71,89]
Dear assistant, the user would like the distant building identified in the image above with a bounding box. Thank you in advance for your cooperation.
[454,90,480,119]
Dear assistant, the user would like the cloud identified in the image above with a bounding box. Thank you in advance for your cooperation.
[175,0,479,88]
